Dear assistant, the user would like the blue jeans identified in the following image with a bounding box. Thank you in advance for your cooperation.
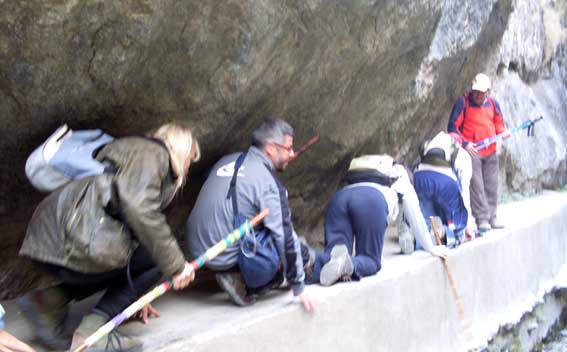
[238,229,279,289]
[39,245,161,318]
[417,199,464,249]
[310,186,388,283]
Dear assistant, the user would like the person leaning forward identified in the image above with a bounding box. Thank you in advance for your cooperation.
[413,131,474,249]
[18,123,200,352]
[305,155,447,287]
[448,73,510,232]
[185,118,315,311]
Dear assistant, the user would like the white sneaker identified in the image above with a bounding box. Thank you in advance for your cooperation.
[398,221,414,254]
[320,245,353,286]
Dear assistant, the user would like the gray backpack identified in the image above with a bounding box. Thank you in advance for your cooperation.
[25,124,114,192]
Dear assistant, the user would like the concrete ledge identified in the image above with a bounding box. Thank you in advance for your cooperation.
[3,191,567,351]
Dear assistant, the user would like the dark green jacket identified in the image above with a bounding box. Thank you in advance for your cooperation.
[20,137,186,277]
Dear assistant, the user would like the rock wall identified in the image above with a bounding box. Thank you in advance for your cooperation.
[0,0,566,298]
[485,289,567,352]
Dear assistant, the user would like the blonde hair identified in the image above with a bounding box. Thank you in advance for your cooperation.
[151,123,201,190]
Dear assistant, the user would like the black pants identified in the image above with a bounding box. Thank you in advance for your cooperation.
[40,246,162,318]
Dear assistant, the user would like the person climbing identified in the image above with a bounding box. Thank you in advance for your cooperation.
[185,118,315,311]
[413,131,476,249]
[18,123,200,352]
[304,155,447,287]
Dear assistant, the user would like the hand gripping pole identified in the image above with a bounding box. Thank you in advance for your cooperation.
[73,209,270,352]
[430,217,475,350]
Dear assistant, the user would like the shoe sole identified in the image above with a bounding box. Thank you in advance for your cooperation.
[215,274,255,307]
[320,245,353,286]
[18,297,70,350]
[399,231,415,254]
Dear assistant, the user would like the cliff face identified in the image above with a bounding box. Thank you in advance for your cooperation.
[0,0,565,298]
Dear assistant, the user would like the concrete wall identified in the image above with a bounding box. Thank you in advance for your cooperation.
[144,191,567,352]
[3,191,566,351]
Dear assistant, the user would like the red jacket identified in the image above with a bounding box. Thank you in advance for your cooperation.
[447,92,506,156]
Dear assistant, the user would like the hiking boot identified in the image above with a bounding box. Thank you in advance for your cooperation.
[447,238,461,249]
[299,237,316,280]
[477,220,491,233]
[215,272,255,307]
[18,286,71,350]
[70,313,142,352]
[320,245,353,286]
[398,220,414,254]
[489,218,505,229]
[429,216,446,245]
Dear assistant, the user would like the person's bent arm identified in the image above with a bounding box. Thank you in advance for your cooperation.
[448,96,470,148]
[116,146,186,278]
[392,168,447,259]
[172,261,195,290]
[259,183,306,298]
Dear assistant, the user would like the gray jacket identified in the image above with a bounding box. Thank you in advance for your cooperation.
[186,146,305,295]
[20,137,186,277]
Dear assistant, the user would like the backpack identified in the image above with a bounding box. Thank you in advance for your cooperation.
[419,131,459,170]
[228,153,279,289]
[25,124,115,192]
[458,92,498,133]
[417,131,464,191]
[346,154,401,187]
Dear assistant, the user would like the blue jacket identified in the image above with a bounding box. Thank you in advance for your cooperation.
[413,169,468,234]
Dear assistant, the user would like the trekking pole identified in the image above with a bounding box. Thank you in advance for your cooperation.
[430,217,474,349]
[73,209,270,352]
[290,135,319,162]
[474,116,543,151]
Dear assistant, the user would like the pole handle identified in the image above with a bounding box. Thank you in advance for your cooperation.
[429,216,444,246]
[249,208,270,227]
[289,135,319,162]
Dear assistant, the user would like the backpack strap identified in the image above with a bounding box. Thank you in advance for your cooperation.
[459,93,469,134]
[487,96,498,123]
[227,152,248,217]
[461,93,499,131]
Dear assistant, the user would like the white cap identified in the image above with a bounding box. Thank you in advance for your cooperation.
[471,73,491,93]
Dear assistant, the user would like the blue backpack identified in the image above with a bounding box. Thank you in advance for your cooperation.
[25,124,114,192]
[228,152,280,289]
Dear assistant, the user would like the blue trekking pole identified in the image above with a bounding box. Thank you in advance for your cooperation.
[474,116,543,151]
